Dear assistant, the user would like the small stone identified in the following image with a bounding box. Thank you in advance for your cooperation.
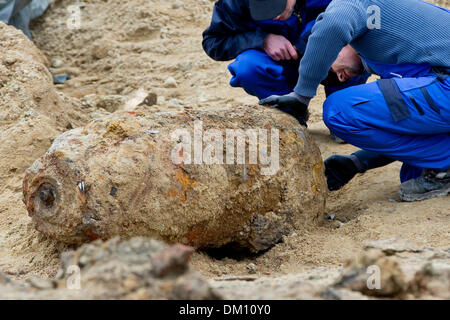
[179,63,192,72]
[53,74,69,84]
[172,1,184,9]
[333,249,406,297]
[246,263,256,274]
[364,238,422,255]
[92,45,109,60]
[51,59,63,68]
[164,77,177,88]
[169,98,183,105]
[110,187,118,197]
[27,277,55,290]
[151,244,194,278]
[139,93,158,106]
[4,56,16,65]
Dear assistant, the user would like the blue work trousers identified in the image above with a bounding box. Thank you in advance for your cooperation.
[324,75,450,181]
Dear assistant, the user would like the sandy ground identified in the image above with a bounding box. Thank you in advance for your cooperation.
[0,0,448,298]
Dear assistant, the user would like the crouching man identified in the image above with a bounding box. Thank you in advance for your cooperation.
[260,0,450,201]
[202,0,370,124]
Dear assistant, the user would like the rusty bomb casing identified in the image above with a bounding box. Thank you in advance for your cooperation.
[23,106,326,252]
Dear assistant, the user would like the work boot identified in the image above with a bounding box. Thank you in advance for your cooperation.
[398,169,450,202]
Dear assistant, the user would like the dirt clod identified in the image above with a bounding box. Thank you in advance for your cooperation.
[0,237,220,300]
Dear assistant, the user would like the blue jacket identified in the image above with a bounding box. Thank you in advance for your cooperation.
[202,0,332,61]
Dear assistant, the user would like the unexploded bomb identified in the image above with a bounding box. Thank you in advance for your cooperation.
[23,106,326,252]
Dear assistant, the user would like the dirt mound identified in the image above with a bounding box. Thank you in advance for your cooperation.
[407,263,450,299]
[211,245,450,300]
[0,237,220,299]
[0,22,89,180]
[0,22,94,278]
[331,249,406,297]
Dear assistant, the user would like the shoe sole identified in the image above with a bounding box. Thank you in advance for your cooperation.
[399,185,450,202]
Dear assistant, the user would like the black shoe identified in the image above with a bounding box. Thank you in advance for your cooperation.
[398,169,450,202]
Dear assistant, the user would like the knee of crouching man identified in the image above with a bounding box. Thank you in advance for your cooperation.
[323,95,342,130]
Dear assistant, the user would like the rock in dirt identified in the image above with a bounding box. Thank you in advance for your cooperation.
[139,93,158,107]
[51,58,63,68]
[407,263,450,299]
[82,94,127,113]
[364,238,422,255]
[0,237,220,299]
[23,106,327,252]
[164,77,177,88]
[332,249,406,297]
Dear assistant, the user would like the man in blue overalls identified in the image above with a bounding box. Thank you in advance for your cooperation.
[260,0,450,202]
[202,0,370,127]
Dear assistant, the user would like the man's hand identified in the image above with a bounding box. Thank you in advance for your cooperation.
[259,92,310,126]
[263,34,298,61]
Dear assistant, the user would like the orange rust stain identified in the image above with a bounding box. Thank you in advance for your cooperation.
[84,229,100,241]
[166,188,178,198]
[54,151,66,158]
[186,229,203,246]
[174,169,197,202]
[160,283,174,291]
[312,162,324,194]
[178,146,185,159]
[105,121,127,137]
[176,112,189,118]
[287,131,304,145]
[68,139,83,145]
[313,162,323,178]
[77,188,88,208]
